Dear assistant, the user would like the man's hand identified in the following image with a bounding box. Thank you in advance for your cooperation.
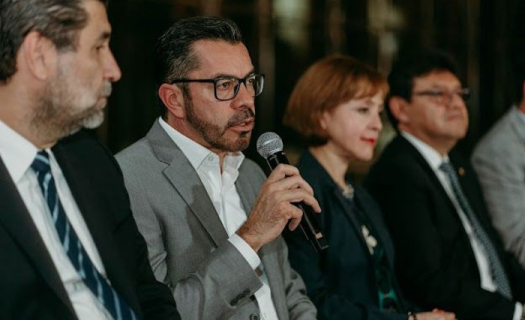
[237,164,321,252]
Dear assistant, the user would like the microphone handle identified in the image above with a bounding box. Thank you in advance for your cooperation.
[266,152,329,252]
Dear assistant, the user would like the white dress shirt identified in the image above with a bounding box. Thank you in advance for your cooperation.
[159,118,279,320]
[402,131,521,319]
[0,120,111,320]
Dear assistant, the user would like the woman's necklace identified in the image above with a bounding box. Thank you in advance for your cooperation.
[341,182,355,200]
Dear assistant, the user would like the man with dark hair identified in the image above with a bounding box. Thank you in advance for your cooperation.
[365,49,525,320]
[117,16,319,320]
[0,0,180,319]
[472,51,525,269]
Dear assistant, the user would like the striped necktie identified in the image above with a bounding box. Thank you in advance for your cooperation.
[440,161,512,299]
[31,150,138,320]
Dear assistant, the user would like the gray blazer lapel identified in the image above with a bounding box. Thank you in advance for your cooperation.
[235,168,257,215]
[146,121,228,247]
[236,168,289,319]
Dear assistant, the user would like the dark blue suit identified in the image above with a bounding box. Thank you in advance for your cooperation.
[0,131,180,320]
[284,151,410,320]
[364,135,525,320]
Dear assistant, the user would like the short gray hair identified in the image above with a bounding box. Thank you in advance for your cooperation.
[0,0,108,83]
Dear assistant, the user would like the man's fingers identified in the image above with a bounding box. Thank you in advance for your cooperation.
[287,207,303,231]
[265,164,300,183]
[275,175,314,194]
[300,194,321,213]
[275,188,321,213]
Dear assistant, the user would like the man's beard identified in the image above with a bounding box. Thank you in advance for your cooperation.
[32,68,112,141]
[185,96,254,152]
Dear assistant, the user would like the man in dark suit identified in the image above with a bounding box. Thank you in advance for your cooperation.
[0,1,180,319]
[365,49,525,320]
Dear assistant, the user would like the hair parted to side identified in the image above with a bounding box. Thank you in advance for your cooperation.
[386,49,460,129]
[0,0,108,84]
[283,54,388,146]
[154,16,244,117]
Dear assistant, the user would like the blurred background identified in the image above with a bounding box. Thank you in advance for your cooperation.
[102,0,525,175]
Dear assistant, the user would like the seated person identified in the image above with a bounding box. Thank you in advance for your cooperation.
[282,54,455,320]
[472,59,525,269]
[365,49,525,320]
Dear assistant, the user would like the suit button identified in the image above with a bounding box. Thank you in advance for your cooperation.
[230,296,239,305]
[250,314,260,320]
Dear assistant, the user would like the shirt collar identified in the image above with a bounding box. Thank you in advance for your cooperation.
[158,117,244,171]
[401,131,450,170]
[0,120,41,183]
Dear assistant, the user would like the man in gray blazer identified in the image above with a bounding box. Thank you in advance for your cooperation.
[472,65,525,269]
[116,16,319,320]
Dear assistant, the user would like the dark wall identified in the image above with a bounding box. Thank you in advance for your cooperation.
[101,0,523,162]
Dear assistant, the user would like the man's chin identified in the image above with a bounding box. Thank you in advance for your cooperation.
[80,110,105,129]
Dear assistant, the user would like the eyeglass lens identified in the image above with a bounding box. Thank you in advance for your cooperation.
[215,75,264,101]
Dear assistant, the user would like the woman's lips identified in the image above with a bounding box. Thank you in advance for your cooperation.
[361,137,377,145]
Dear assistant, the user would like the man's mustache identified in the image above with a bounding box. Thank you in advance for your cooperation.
[227,109,255,127]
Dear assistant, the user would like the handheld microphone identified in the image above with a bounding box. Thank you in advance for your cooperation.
[256,132,328,252]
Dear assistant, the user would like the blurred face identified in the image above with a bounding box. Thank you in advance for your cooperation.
[36,0,121,137]
[399,70,468,152]
[181,40,256,153]
[320,91,384,162]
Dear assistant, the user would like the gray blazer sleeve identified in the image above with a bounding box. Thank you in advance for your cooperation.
[472,107,525,268]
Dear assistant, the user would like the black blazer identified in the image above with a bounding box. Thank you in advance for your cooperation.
[364,135,525,320]
[0,131,180,320]
[284,151,410,320]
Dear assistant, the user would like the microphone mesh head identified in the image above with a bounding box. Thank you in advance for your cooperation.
[256,132,283,158]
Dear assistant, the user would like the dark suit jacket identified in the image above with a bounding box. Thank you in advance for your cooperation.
[0,131,180,320]
[284,151,409,320]
[364,135,525,320]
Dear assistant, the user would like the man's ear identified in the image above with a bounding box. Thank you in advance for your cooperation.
[158,83,186,119]
[19,31,57,81]
[388,96,410,125]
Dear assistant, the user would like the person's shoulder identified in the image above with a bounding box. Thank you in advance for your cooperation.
[295,151,331,190]
[116,137,151,159]
[366,136,428,191]
[58,130,112,160]
[369,136,415,174]
[55,130,126,183]
[473,108,519,158]
[115,137,154,170]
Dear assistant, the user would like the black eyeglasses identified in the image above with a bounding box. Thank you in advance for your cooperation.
[171,73,265,101]
[412,88,471,104]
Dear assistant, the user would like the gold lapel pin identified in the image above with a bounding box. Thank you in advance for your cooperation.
[458,167,465,176]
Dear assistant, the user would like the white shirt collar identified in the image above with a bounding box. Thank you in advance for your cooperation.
[158,117,244,171]
[0,120,41,183]
[401,131,450,169]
